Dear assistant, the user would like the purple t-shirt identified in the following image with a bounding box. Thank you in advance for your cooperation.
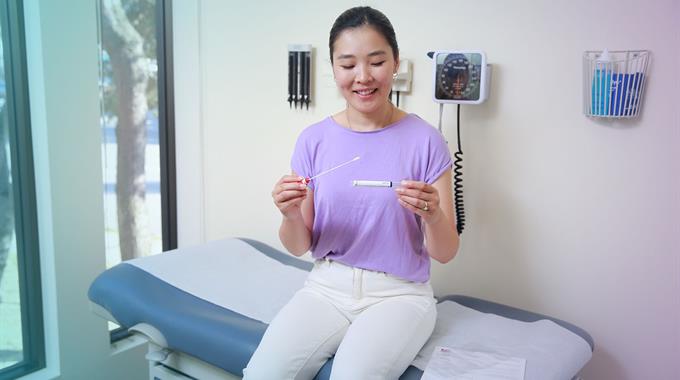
[291,113,452,282]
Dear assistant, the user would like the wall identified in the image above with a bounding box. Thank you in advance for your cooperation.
[176,0,680,379]
[23,0,147,379]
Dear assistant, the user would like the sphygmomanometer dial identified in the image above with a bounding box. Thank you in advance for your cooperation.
[437,54,481,100]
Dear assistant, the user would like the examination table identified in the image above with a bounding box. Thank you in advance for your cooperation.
[88,238,593,380]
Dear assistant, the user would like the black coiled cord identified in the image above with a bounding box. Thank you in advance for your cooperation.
[453,104,465,234]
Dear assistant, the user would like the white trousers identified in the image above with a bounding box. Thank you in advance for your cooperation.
[243,258,437,380]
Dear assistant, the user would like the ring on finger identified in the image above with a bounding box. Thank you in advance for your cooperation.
[422,201,429,212]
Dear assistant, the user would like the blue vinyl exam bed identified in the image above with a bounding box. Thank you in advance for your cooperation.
[88,238,593,380]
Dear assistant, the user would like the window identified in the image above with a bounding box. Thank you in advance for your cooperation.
[0,0,45,378]
[97,0,176,267]
[96,0,176,337]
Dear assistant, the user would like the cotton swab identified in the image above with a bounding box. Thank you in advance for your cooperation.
[302,156,360,184]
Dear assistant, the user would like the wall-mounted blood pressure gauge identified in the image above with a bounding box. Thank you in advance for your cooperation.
[431,51,490,104]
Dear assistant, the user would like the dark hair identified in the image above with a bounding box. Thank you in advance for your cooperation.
[329,6,399,63]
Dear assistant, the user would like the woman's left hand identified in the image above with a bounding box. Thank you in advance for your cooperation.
[395,180,442,224]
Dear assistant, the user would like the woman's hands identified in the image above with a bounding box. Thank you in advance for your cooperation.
[273,174,314,256]
[395,180,442,224]
[272,175,308,219]
[397,172,459,263]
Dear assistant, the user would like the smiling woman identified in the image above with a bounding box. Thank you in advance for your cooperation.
[246,6,459,380]
[332,28,396,131]
[329,10,399,131]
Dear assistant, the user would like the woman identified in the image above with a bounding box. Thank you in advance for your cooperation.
[244,6,459,380]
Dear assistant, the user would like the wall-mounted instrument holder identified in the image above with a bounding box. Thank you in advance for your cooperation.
[288,44,312,110]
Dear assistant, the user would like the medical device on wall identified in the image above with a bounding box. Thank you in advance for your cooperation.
[583,49,649,118]
[390,59,412,108]
[428,51,492,234]
[431,51,490,104]
[288,44,312,110]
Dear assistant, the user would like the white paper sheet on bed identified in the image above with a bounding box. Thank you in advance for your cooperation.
[413,302,592,379]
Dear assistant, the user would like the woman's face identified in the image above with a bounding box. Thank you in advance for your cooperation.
[332,25,398,115]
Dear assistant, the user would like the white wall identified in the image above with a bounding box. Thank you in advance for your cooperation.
[24,1,147,379]
[176,0,680,379]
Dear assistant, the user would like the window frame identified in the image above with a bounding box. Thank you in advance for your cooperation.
[157,0,177,252]
[0,0,46,377]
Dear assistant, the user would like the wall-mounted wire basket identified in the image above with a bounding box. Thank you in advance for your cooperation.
[583,50,650,118]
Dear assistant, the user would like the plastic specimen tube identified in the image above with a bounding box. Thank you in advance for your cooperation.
[352,180,393,187]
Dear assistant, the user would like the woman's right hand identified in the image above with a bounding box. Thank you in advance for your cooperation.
[272,175,308,218]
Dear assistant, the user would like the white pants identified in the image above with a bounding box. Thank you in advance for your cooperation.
[243,258,437,380]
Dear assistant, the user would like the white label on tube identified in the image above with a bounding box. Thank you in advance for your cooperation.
[352,180,393,187]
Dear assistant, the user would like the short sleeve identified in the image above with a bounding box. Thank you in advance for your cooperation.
[290,131,315,190]
[425,131,453,184]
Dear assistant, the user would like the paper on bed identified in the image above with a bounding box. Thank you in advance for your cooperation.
[413,302,592,380]
[127,238,309,324]
[421,346,526,380]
